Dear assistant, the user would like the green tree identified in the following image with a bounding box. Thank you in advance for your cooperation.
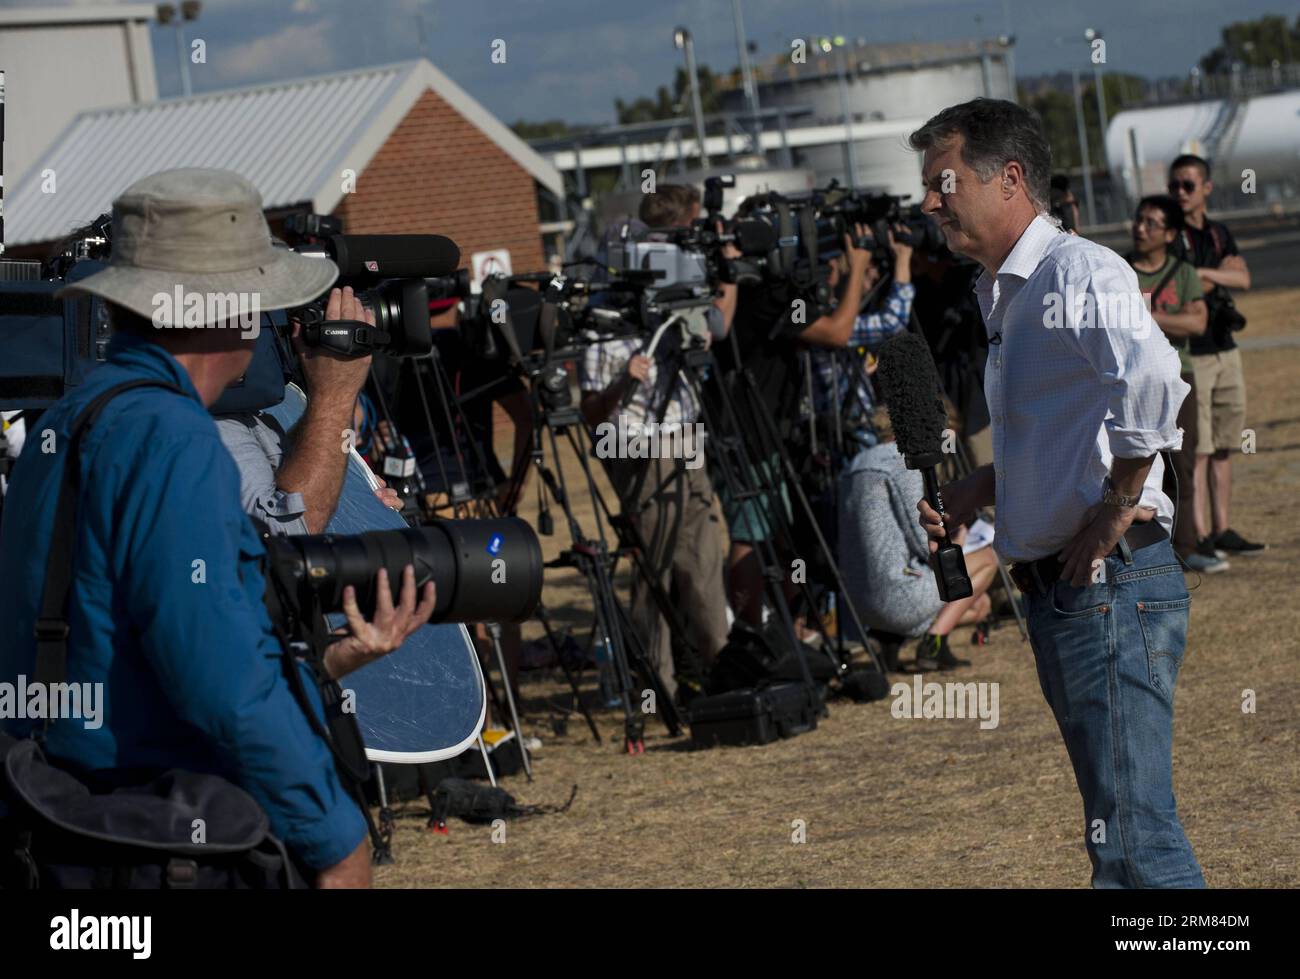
[510,119,575,140]
[1200,15,1300,73]
[1021,73,1144,174]
[614,65,728,124]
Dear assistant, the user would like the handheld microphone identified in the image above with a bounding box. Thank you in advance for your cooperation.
[876,332,974,602]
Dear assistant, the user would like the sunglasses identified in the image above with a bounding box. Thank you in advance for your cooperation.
[1168,179,1199,194]
[1133,216,1168,231]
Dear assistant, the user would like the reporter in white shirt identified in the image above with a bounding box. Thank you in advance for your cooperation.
[911,99,1203,889]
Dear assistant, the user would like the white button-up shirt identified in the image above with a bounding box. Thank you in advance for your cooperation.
[975,215,1189,563]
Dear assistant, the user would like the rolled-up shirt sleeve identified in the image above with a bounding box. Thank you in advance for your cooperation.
[1050,257,1189,459]
[215,413,309,536]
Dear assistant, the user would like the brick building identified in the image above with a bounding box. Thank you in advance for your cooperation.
[4,59,564,275]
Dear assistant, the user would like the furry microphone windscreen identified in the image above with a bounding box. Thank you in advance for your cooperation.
[875,332,947,459]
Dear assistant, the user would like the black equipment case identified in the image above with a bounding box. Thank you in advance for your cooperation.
[688,682,821,748]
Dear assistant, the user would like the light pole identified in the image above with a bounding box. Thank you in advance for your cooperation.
[1084,29,1110,153]
[1071,68,1097,227]
[674,27,709,171]
[730,0,762,153]
[822,37,859,190]
[1085,28,1111,220]
[157,2,201,97]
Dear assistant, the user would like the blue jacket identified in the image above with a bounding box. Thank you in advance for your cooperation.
[0,333,365,870]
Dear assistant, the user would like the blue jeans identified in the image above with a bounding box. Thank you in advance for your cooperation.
[1024,537,1204,888]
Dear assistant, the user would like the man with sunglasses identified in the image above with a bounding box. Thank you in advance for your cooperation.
[1167,155,1264,559]
[1127,195,1222,574]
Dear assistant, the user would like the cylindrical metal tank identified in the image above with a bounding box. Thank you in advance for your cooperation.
[1105,91,1300,205]
[721,39,1016,198]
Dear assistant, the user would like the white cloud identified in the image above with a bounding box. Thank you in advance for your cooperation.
[208,16,336,84]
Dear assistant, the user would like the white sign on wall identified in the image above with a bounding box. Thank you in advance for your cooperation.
[470,249,512,293]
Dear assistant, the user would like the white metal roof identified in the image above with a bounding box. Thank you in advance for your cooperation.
[546,117,924,171]
[0,5,157,28]
[6,58,563,247]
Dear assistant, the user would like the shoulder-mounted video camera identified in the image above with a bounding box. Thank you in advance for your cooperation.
[282,213,460,359]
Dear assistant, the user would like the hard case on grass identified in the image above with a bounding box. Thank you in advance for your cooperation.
[688,682,821,748]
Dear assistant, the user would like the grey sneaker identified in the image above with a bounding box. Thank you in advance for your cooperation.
[1184,551,1230,574]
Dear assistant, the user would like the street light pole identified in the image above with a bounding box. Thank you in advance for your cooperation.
[157,2,201,98]
[822,38,858,190]
[730,0,762,153]
[1085,29,1111,220]
[1072,68,1097,226]
[674,28,709,170]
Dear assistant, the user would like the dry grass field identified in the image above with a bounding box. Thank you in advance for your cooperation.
[375,287,1300,888]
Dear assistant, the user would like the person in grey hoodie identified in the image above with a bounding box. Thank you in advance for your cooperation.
[838,407,999,670]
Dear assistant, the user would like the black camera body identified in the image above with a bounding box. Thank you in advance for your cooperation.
[282,218,461,360]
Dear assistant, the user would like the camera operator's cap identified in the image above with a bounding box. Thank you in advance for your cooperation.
[56,167,339,326]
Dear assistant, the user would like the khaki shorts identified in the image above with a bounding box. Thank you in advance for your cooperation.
[1190,347,1246,456]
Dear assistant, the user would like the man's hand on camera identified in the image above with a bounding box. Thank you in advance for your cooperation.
[889,223,914,268]
[372,475,404,512]
[323,565,436,680]
[293,286,375,406]
[625,354,651,384]
[717,220,742,260]
[844,222,872,271]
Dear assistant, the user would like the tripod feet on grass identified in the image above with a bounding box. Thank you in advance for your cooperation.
[624,716,646,755]
[371,808,396,865]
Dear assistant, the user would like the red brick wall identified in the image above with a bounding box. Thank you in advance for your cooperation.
[332,88,545,274]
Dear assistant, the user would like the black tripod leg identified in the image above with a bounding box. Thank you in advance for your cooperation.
[534,602,601,742]
[610,596,683,737]
[683,352,822,698]
[737,368,887,676]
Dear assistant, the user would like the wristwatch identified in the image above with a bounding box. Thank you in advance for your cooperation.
[1101,477,1141,509]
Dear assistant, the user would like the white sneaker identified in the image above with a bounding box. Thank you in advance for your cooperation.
[1184,552,1230,574]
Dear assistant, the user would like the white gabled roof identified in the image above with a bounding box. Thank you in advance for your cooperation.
[6,58,563,247]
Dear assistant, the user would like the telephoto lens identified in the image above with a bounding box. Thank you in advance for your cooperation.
[264,518,543,624]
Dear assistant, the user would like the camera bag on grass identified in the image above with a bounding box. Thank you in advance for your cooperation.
[0,380,306,889]
[707,618,835,694]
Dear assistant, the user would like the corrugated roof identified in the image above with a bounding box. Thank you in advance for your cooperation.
[5,58,563,246]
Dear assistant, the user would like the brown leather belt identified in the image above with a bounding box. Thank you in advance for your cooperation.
[1009,520,1167,596]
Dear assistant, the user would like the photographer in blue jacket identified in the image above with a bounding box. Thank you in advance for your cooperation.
[0,169,432,887]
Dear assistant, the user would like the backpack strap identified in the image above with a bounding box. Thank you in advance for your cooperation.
[33,380,189,698]
[1208,222,1224,262]
[1147,256,1185,310]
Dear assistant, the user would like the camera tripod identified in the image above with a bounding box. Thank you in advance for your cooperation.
[522,356,687,753]
[691,330,887,684]
[604,303,887,705]
[366,348,602,780]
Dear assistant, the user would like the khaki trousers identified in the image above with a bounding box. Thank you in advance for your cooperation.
[609,456,729,700]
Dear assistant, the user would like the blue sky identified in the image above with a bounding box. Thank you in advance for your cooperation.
[13,0,1295,123]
